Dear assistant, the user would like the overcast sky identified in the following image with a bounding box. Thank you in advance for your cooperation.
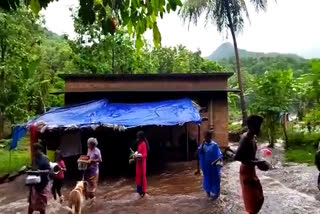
[43,0,320,58]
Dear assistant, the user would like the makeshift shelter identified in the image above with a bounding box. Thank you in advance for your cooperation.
[10,98,201,150]
[58,73,237,149]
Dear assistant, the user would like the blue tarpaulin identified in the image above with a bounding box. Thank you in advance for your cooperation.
[10,125,27,150]
[10,98,201,150]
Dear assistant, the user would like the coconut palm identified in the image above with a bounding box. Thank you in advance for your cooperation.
[180,0,268,125]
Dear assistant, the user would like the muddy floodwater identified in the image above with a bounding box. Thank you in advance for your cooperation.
[1,145,320,213]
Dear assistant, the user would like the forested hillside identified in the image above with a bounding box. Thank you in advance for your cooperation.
[0,7,223,138]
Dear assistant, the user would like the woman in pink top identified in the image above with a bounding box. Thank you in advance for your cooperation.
[51,150,66,203]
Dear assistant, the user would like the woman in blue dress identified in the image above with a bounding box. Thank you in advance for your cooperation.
[198,130,223,200]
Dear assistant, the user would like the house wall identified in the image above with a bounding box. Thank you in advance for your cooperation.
[65,77,228,92]
[64,91,229,151]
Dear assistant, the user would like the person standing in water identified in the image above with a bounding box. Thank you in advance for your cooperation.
[235,115,271,214]
[134,131,148,197]
[198,130,223,200]
[28,144,51,214]
[51,150,66,203]
[84,137,102,199]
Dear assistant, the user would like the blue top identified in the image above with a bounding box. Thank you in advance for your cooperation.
[198,140,223,198]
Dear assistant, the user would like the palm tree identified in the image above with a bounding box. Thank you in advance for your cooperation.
[180,0,268,125]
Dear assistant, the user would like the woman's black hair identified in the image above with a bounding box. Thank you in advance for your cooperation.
[136,131,145,141]
[55,150,62,161]
[136,131,150,152]
[200,130,213,154]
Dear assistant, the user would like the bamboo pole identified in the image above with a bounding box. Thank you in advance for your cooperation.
[195,125,201,175]
[186,125,189,161]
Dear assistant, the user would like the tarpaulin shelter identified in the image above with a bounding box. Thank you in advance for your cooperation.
[10,98,201,150]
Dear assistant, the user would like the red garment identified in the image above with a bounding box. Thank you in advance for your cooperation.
[30,124,38,159]
[136,141,147,193]
[240,164,264,214]
[55,160,66,180]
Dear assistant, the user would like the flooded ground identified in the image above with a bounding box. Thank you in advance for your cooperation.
[1,143,320,214]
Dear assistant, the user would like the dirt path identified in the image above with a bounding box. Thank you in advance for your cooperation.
[1,146,320,213]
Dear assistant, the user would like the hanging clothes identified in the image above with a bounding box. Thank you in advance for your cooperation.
[136,140,147,195]
[198,140,222,199]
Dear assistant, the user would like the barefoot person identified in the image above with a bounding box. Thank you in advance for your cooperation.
[234,115,271,214]
[84,137,102,199]
[28,144,51,214]
[134,131,148,197]
[198,130,223,200]
[51,150,66,203]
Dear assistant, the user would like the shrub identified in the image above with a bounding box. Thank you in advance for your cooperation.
[287,129,320,149]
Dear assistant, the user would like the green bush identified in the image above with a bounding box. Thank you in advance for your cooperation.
[287,129,320,149]
[228,122,242,132]
[284,129,320,164]
[285,146,315,165]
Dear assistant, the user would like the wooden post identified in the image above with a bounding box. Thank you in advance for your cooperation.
[209,100,214,130]
[195,124,201,175]
[186,125,189,161]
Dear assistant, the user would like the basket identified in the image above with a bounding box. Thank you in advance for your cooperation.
[77,156,90,171]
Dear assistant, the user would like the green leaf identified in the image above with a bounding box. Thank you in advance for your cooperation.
[127,20,133,34]
[135,36,144,52]
[30,0,41,14]
[94,0,103,5]
[152,22,161,47]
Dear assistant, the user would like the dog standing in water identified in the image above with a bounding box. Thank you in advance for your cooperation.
[68,181,87,214]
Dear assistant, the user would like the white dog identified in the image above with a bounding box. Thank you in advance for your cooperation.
[68,181,87,214]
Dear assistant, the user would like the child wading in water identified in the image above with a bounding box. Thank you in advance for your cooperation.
[51,150,66,203]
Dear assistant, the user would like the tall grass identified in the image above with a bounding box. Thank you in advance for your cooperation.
[285,129,320,164]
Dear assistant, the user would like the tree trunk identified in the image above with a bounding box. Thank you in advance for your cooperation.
[225,1,248,126]
[282,122,289,149]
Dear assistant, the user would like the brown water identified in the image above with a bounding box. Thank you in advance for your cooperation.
[1,147,320,214]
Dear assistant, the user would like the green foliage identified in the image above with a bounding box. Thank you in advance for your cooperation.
[209,42,304,62]
[287,129,320,149]
[221,56,310,77]
[285,128,320,164]
[180,0,269,124]
[0,7,73,137]
[250,69,294,146]
[285,146,315,165]
[304,108,320,127]
[71,19,224,74]
[228,122,242,132]
[0,5,224,140]
[180,0,267,34]
[308,60,320,104]
[8,0,183,51]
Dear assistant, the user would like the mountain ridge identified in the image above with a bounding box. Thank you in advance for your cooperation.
[208,42,304,61]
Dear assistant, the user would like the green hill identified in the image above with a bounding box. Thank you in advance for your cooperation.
[208,42,304,61]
